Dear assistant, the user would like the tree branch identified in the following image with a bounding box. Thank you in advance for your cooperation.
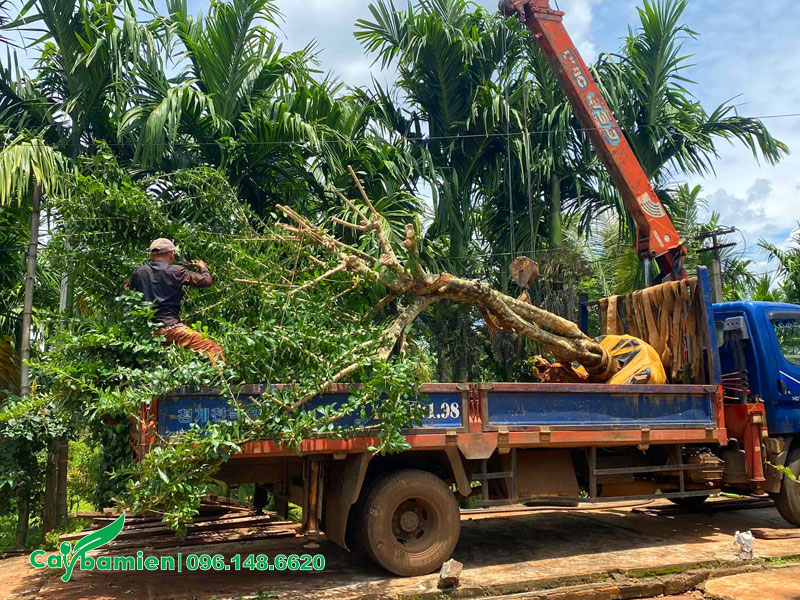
[270,167,620,381]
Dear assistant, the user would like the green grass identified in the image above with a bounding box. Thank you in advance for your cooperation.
[0,514,43,552]
[766,555,800,566]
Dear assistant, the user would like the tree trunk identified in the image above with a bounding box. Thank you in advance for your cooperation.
[55,241,73,526]
[455,348,468,382]
[449,226,464,275]
[69,113,82,160]
[14,485,30,550]
[19,183,41,396]
[548,173,562,248]
[56,440,69,525]
[42,444,58,535]
[274,170,620,383]
[504,349,515,381]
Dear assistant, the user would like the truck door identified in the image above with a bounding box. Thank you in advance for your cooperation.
[767,311,800,434]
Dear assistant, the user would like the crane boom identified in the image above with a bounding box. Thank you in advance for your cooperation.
[501,0,686,281]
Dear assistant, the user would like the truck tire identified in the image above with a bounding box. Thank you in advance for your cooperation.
[356,469,460,576]
[775,445,800,527]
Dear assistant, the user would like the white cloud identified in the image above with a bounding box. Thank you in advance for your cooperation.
[704,178,798,272]
[551,0,600,58]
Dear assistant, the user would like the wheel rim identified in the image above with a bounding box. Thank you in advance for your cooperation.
[390,497,440,552]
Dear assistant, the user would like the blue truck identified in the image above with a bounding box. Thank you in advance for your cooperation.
[135,269,800,576]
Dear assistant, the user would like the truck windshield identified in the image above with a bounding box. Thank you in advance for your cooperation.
[771,316,800,366]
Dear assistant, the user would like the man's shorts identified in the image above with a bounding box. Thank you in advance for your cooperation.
[156,323,225,365]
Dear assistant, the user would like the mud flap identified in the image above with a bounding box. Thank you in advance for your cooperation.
[323,453,371,550]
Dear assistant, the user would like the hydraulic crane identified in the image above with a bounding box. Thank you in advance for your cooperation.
[500,0,686,282]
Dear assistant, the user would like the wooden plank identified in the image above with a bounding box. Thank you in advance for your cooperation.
[204,494,254,509]
[62,514,285,542]
[86,509,268,530]
[751,528,800,540]
[104,525,298,552]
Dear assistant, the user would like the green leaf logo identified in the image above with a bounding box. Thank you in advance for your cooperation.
[60,513,125,582]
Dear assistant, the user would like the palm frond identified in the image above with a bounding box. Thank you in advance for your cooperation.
[0,135,72,205]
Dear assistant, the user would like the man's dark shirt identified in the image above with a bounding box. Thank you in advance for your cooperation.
[129,261,212,326]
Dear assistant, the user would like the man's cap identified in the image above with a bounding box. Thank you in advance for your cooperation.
[149,238,176,254]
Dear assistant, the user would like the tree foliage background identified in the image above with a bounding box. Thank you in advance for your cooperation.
[0,0,792,546]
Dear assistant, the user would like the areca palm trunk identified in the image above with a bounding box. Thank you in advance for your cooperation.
[16,182,40,548]
[548,173,562,247]
[42,449,58,534]
[448,213,469,382]
[55,440,68,525]
[14,484,30,550]
[55,240,73,526]
[19,183,40,395]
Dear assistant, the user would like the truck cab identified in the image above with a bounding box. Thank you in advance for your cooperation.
[714,301,800,522]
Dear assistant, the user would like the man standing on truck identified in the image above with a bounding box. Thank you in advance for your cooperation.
[128,238,225,364]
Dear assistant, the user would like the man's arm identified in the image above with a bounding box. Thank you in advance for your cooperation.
[124,267,139,290]
[179,260,213,288]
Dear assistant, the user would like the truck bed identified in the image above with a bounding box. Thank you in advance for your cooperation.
[141,382,725,460]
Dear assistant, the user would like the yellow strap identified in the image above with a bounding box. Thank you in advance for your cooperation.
[607,296,620,335]
[599,298,609,335]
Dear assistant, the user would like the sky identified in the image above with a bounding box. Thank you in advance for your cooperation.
[272,0,800,274]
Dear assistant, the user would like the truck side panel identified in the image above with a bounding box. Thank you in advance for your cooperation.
[156,387,465,437]
[485,387,714,428]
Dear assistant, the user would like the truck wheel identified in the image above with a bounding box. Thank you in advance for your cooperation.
[668,495,709,509]
[775,445,800,527]
[357,469,460,576]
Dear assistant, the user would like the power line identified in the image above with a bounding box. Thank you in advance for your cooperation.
[5,113,800,150]
[751,113,800,120]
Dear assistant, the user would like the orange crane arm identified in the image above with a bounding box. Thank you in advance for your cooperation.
[501,0,686,281]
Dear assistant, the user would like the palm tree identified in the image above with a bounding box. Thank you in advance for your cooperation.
[0,134,71,548]
[512,44,611,250]
[356,0,519,274]
[6,0,150,158]
[760,230,800,304]
[729,272,785,303]
[357,0,531,380]
[123,0,370,215]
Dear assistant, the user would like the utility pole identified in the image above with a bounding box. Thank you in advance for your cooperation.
[697,227,737,304]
